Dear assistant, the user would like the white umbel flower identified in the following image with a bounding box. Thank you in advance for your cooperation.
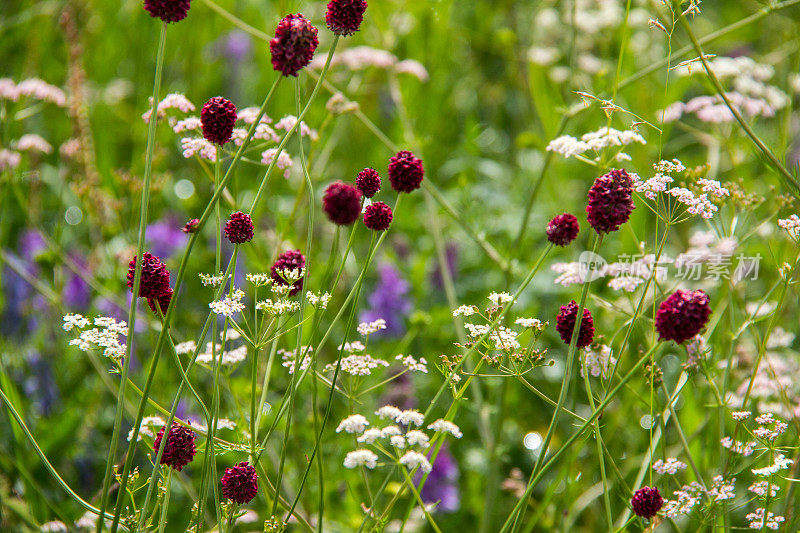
[344,449,378,469]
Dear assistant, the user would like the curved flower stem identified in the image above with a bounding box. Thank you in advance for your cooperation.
[103,21,167,533]
[582,366,613,529]
[156,469,171,533]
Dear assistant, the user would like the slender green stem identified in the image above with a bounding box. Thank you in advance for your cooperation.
[582,365,613,530]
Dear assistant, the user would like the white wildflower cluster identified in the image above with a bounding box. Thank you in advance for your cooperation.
[546,127,645,159]
[336,414,370,434]
[194,418,236,432]
[464,323,490,338]
[488,292,514,306]
[652,458,687,475]
[63,314,128,363]
[753,413,788,441]
[338,341,365,352]
[428,419,463,439]
[358,319,387,336]
[343,449,379,469]
[731,410,751,421]
[376,405,424,427]
[280,347,313,374]
[662,56,789,124]
[777,214,800,239]
[16,134,52,154]
[175,340,197,355]
[309,46,429,82]
[306,291,331,309]
[0,148,22,171]
[751,454,793,477]
[581,344,616,379]
[674,230,738,270]
[181,137,217,162]
[396,354,428,373]
[0,77,67,106]
[707,475,736,502]
[256,298,300,316]
[195,343,247,366]
[746,508,785,530]
[173,116,201,133]
[325,354,389,376]
[275,115,318,140]
[632,160,729,219]
[662,482,705,518]
[127,416,164,442]
[399,451,432,474]
[200,272,226,287]
[766,327,794,350]
[142,93,195,123]
[720,436,756,456]
[453,305,478,317]
[245,273,272,286]
[237,107,272,125]
[489,326,521,352]
[40,520,69,532]
[515,318,544,330]
[749,481,780,499]
[273,267,305,286]
[209,288,246,317]
[260,148,293,178]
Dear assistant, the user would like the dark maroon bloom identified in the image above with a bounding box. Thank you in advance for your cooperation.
[201,97,237,145]
[323,181,362,225]
[363,201,393,231]
[153,421,196,471]
[127,252,170,300]
[221,461,258,504]
[586,168,635,234]
[631,486,663,519]
[224,211,254,244]
[147,287,173,316]
[546,213,579,246]
[356,167,381,198]
[655,289,711,344]
[182,218,200,234]
[555,300,594,348]
[325,0,367,36]
[271,249,306,296]
[143,0,191,23]
[270,14,319,77]
[387,150,424,193]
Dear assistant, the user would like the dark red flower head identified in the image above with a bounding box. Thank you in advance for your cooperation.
[655,289,711,344]
[363,201,393,231]
[221,461,258,504]
[270,14,319,77]
[182,218,200,234]
[546,213,580,246]
[153,421,196,471]
[356,167,381,198]
[147,287,173,316]
[556,300,594,348]
[201,97,237,145]
[323,181,362,225]
[224,212,254,244]
[586,168,635,234]
[127,252,170,300]
[631,486,663,519]
[325,0,368,36]
[387,150,424,193]
[271,249,306,296]
[143,0,191,23]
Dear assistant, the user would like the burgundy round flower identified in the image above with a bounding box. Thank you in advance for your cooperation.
[655,289,711,344]
[224,211,254,244]
[147,287,173,316]
[127,252,170,300]
[270,14,319,77]
[631,486,663,519]
[153,421,196,471]
[555,300,594,348]
[143,0,191,23]
[182,218,200,234]
[388,150,424,193]
[586,168,635,234]
[323,181,362,225]
[201,97,237,145]
[546,213,580,246]
[271,249,306,296]
[325,0,368,36]
[356,167,381,198]
[363,201,393,231]
[221,461,258,504]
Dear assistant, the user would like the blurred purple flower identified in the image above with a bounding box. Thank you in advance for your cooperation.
[23,352,60,416]
[414,443,460,513]
[63,253,90,309]
[146,216,186,259]
[19,229,46,262]
[360,263,412,337]
[380,368,416,410]
[225,30,252,62]
[430,242,458,290]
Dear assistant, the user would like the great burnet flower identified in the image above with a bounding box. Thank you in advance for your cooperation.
[325,0,368,36]
[631,486,663,519]
[153,421,196,471]
[555,300,594,348]
[143,0,191,23]
[220,461,258,504]
[363,201,393,231]
[655,289,711,344]
[271,249,306,296]
[270,14,319,77]
[224,211,254,244]
[127,252,170,300]
[546,213,580,246]
[356,167,381,198]
[586,168,635,234]
[323,181,362,225]
[147,287,173,316]
[200,96,237,145]
[182,218,200,234]
[387,150,424,193]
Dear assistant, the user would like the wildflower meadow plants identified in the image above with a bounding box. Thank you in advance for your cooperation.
[3,0,800,532]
